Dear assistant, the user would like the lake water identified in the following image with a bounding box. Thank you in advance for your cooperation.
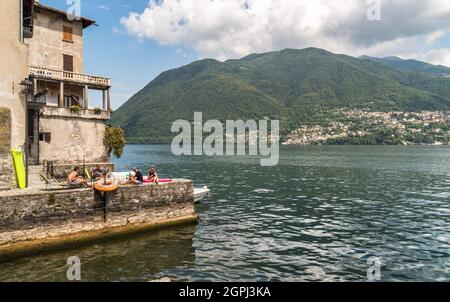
[1,145,450,282]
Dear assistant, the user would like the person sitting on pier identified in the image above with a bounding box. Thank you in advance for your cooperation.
[127,167,144,185]
[68,166,88,188]
[148,166,159,184]
[91,165,104,181]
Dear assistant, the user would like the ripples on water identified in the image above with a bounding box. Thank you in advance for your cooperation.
[1,145,449,282]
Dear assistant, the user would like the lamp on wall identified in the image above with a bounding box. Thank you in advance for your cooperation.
[20,78,33,101]
[20,79,33,86]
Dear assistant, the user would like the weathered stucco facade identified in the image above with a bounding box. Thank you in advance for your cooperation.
[0,0,29,148]
[29,6,84,74]
[0,0,31,190]
[39,107,109,163]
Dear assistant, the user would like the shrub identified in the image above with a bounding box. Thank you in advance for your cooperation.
[105,127,126,158]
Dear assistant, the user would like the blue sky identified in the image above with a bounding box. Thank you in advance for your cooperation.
[40,0,450,110]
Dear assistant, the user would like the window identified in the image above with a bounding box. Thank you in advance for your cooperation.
[39,133,51,143]
[63,26,73,42]
[64,95,72,107]
[63,54,74,72]
[22,0,34,40]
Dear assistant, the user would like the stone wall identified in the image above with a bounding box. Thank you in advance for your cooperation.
[0,180,196,258]
[0,108,12,191]
[46,162,115,180]
[39,107,110,164]
[104,181,194,225]
[0,187,95,232]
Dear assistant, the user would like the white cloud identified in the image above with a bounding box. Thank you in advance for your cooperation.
[426,31,446,45]
[121,0,450,64]
[175,48,189,58]
[419,49,450,67]
[97,4,110,10]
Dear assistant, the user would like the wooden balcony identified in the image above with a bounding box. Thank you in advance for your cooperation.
[29,66,111,88]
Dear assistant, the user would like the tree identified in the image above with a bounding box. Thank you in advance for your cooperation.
[105,127,126,158]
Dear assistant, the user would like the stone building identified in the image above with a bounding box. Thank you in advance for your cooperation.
[0,0,32,190]
[0,0,112,190]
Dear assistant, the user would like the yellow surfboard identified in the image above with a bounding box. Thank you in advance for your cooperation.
[11,147,26,189]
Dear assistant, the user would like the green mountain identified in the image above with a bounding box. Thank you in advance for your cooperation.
[110,48,450,143]
[361,55,450,76]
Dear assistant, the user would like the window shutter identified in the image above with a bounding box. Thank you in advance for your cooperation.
[44,133,52,143]
[63,26,73,42]
[63,54,74,72]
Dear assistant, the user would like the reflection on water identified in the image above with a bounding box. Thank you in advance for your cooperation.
[1,145,450,281]
[0,225,196,282]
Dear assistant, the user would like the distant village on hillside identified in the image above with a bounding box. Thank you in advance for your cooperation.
[283,110,450,146]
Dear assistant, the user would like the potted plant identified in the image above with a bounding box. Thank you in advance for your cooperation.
[69,105,81,114]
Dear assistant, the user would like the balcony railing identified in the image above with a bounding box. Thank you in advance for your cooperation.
[29,66,111,87]
[41,106,111,121]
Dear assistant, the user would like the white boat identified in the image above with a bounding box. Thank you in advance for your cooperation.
[194,186,210,203]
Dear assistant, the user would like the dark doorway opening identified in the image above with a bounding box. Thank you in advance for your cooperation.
[27,109,39,165]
